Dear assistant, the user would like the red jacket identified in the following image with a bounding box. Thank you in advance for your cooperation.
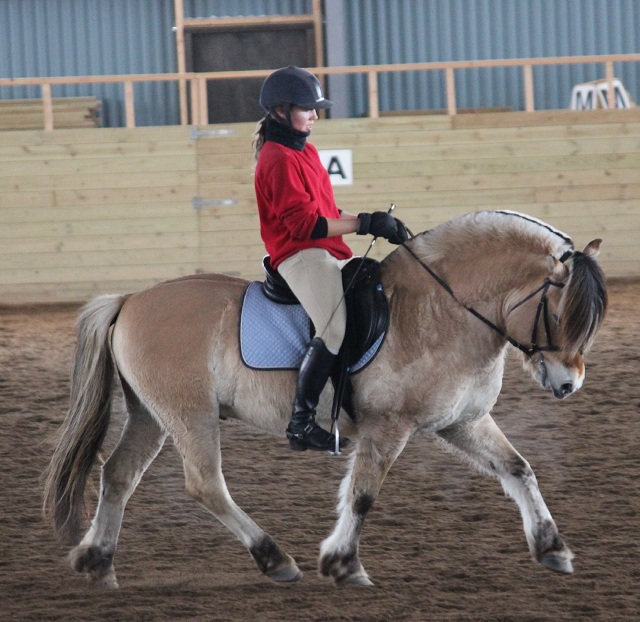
[255,141,353,268]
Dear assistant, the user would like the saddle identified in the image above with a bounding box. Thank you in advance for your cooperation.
[262,255,389,368]
[262,255,390,421]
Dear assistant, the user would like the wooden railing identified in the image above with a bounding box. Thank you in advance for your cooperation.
[0,53,638,130]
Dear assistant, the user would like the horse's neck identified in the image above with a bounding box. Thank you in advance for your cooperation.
[385,234,545,306]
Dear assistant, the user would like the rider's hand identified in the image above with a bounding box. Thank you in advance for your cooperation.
[387,218,409,245]
[357,211,398,239]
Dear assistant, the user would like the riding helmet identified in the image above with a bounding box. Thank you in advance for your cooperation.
[259,66,333,113]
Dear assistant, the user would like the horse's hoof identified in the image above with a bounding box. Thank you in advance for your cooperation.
[532,523,574,574]
[319,551,372,587]
[539,549,574,574]
[68,543,119,586]
[92,571,119,589]
[338,574,374,587]
[268,565,304,583]
[250,536,303,583]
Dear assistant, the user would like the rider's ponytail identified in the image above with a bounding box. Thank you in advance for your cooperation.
[252,115,268,160]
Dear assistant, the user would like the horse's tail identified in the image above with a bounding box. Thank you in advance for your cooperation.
[43,294,127,545]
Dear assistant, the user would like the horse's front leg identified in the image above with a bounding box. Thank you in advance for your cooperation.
[320,428,410,586]
[436,413,574,573]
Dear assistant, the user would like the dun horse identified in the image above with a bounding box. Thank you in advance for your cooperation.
[44,210,607,588]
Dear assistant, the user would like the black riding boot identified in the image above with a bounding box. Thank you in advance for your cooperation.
[286,337,350,452]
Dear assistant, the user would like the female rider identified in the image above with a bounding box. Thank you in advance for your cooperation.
[253,66,403,451]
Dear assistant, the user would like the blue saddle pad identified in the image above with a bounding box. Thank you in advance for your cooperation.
[239,281,384,373]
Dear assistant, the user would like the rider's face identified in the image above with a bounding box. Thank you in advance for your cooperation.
[289,106,318,133]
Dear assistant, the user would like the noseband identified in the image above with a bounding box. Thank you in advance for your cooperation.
[401,244,567,358]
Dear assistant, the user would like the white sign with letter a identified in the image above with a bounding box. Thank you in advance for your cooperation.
[318,149,353,186]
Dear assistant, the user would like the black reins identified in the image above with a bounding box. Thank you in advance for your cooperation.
[401,242,568,358]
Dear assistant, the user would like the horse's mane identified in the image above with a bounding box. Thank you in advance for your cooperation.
[389,210,607,354]
[413,210,574,264]
[560,250,608,354]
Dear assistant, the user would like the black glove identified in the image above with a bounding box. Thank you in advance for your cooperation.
[357,211,398,239]
[387,218,410,245]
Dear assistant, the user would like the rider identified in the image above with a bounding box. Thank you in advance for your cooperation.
[253,65,405,452]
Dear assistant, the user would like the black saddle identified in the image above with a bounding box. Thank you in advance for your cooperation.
[262,255,389,369]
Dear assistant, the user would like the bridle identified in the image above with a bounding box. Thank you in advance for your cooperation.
[401,243,570,358]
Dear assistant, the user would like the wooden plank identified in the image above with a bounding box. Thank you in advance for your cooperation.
[192,198,257,213]
[451,108,640,129]
[531,199,640,219]
[0,216,197,239]
[332,169,639,195]
[197,259,270,280]
[0,125,191,146]
[196,139,258,157]
[334,187,537,209]
[197,170,258,185]
[197,183,257,200]
[0,155,196,177]
[0,96,99,109]
[0,247,199,270]
[52,185,195,206]
[0,140,195,161]
[183,14,314,29]
[342,201,640,225]
[535,183,640,203]
[0,202,194,223]
[0,280,160,304]
[198,212,259,232]
[199,244,265,263]
[350,153,640,178]
[0,263,200,285]
[349,136,640,163]
[3,170,198,191]
[198,153,256,170]
[0,190,55,209]
[309,124,640,152]
[2,246,198,270]
[0,232,199,254]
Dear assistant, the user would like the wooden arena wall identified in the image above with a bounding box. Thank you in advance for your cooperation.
[0,109,638,304]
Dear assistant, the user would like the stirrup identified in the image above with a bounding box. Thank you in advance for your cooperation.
[286,421,349,452]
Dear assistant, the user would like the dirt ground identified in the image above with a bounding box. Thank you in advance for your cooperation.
[1,280,638,622]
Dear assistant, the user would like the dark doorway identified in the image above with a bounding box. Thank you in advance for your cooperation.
[186,22,317,124]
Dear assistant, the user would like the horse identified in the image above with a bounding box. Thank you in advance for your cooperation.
[43,210,607,588]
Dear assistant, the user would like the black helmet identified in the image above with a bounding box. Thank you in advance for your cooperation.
[259,66,333,113]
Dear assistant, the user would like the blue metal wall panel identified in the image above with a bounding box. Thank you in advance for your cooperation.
[0,0,180,126]
[0,0,638,125]
[344,0,640,116]
[0,0,310,126]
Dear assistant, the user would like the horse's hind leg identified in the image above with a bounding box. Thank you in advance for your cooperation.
[320,429,410,586]
[173,411,302,583]
[70,389,167,588]
[436,413,574,574]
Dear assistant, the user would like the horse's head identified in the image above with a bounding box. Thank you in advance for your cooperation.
[506,239,608,399]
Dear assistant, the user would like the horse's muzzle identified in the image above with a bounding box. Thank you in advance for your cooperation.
[552,382,574,400]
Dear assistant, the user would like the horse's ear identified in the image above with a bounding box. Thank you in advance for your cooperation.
[583,239,602,259]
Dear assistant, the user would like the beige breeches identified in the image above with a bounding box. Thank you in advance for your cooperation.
[277,248,351,353]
